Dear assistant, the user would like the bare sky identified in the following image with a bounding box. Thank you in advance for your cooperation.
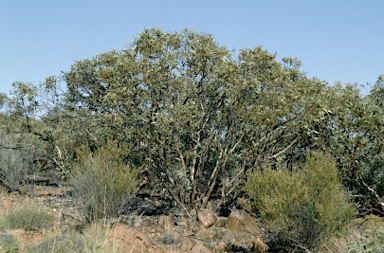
[1,0,383,95]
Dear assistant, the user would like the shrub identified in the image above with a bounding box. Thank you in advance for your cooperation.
[0,131,38,192]
[3,201,55,231]
[0,230,19,253]
[25,223,117,253]
[242,151,355,252]
[70,140,139,222]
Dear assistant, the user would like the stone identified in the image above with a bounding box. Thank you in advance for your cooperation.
[139,222,154,232]
[250,237,269,253]
[222,231,236,243]
[195,228,220,243]
[158,215,174,230]
[176,217,189,229]
[110,224,153,253]
[180,229,195,237]
[191,243,213,253]
[180,238,198,251]
[227,210,262,235]
[214,217,226,228]
[197,209,217,228]
[154,201,162,208]
[216,241,227,251]
[153,226,164,233]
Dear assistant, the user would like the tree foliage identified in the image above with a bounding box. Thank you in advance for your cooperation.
[64,28,328,211]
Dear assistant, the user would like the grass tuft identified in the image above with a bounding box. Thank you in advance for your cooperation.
[25,223,117,253]
[0,230,19,253]
[2,201,55,231]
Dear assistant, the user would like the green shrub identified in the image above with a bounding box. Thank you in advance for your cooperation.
[242,151,356,252]
[70,140,139,222]
[3,201,55,231]
[25,223,117,253]
[0,230,19,253]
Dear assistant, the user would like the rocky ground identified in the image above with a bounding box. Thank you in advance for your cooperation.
[0,185,269,252]
[0,185,383,252]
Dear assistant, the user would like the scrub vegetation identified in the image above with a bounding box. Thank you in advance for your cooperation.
[1,28,383,252]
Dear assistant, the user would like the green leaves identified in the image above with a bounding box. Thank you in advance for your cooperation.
[62,28,330,209]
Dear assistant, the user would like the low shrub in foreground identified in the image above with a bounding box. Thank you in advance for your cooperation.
[70,140,139,222]
[2,201,54,231]
[242,151,356,252]
[25,223,117,253]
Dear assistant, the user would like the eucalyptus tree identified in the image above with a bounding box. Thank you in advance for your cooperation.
[65,28,327,212]
[328,77,384,211]
[297,76,384,212]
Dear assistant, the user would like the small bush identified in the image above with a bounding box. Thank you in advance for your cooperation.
[242,151,355,252]
[0,132,38,192]
[2,201,55,231]
[0,230,19,253]
[25,231,82,253]
[25,223,117,253]
[70,140,139,222]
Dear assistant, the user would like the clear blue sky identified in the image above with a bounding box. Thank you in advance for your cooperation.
[1,0,383,95]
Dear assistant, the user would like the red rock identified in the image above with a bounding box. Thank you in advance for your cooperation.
[180,238,198,251]
[216,241,227,251]
[227,210,262,236]
[158,215,174,230]
[197,209,217,228]
[214,217,226,228]
[191,243,213,253]
[250,237,269,253]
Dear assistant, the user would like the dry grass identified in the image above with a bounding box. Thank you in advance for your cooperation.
[1,201,55,231]
[25,223,118,253]
[0,230,20,253]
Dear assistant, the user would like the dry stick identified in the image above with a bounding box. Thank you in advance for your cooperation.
[267,138,298,160]
[226,150,251,188]
[161,146,183,202]
[202,147,224,208]
[360,178,384,210]
[190,133,200,207]
[155,143,191,217]
[26,120,67,176]
[0,142,36,150]
[190,116,212,207]
[159,174,191,218]
[85,128,101,145]
[138,165,150,189]
[176,145,190,204]
[61,212,83,223]
[53,145,67,174]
